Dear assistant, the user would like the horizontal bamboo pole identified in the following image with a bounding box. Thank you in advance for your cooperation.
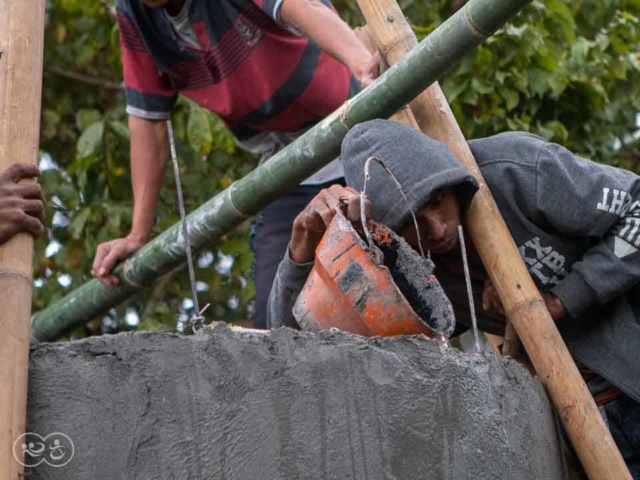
[356,0,630,478]
[0,0,46,476]
[32,0,532,342]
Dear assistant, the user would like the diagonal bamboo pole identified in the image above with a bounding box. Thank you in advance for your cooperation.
[32,0,531,341]
[355,1,630,478]
[0,0,46,477]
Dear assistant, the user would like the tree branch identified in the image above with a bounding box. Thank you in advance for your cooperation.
[44,65,123,91]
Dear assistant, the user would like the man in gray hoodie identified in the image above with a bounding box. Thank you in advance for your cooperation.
[267,119,640,476]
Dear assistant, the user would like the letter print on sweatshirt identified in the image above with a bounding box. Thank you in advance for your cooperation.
[518,237,568,288]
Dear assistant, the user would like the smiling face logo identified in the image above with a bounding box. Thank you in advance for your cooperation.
[13,432,74,468]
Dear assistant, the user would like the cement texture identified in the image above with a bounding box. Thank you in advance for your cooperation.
[378,229,456,338]
[27,324,567,480]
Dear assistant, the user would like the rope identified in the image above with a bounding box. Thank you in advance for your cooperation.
[361,156,427,259]
[166,120,208,332]
[458,225,481,352]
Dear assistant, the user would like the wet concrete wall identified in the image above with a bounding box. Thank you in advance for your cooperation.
[26,325,567,479]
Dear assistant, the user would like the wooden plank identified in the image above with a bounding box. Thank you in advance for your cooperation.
[0,0,46,477]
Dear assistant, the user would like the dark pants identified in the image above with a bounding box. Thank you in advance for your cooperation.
[251,179,344,329]
[567,392,640,479]
[605,393,640,479]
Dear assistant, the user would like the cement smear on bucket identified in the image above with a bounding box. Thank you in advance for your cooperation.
[27,325,567,479]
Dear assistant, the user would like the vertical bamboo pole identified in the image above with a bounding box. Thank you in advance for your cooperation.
[0,0,46,477]
[356,1,631,479]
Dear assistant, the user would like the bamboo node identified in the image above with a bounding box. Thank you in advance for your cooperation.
[462,4,489,39]
[0,268,32,283]
[506,297,545,318]
[227,183,251,218]
[122,260,146,289]
[339,99,354,129]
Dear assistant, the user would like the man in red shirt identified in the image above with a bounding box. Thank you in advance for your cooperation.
[91,0,378,327]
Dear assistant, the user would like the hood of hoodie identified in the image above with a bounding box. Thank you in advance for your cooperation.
[341,119,479,230]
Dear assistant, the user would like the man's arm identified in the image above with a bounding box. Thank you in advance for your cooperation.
[91,116,169,286]
[534,143,640,321]
[0,163,46,244]
[266,184,367,328]
[267,247,315,329]
[279,0,379,87]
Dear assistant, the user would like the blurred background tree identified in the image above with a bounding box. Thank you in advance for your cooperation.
[35,0,640,339]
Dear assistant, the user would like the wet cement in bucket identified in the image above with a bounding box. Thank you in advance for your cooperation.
[367,221,456,338]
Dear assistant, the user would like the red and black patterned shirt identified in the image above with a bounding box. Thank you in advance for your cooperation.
[116,0,359,143]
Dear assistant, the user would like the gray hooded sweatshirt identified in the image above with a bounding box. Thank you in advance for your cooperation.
[267,120,640,403]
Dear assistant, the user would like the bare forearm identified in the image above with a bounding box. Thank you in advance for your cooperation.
[280,0,372,80]
[129,116,169,242]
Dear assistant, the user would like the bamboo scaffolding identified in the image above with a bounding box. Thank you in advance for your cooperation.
[32,0,530,341]
[0,0,46,477]
[355,1,630,478]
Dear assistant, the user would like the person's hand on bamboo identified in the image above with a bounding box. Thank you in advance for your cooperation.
[358,50,382,88]
[91,234,147,287]
[482,278,567,321]
[0,163,46,244]
[289,185,370,264]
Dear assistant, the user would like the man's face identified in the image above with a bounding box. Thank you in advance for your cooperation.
[397,188,461,254]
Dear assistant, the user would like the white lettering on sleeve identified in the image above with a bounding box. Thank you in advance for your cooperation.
[610,189,627,214]
[597,187,611,212]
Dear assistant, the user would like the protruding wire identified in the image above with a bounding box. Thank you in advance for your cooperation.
[167,120,204,332]
[458,225,481,352]
[361,156,426,259]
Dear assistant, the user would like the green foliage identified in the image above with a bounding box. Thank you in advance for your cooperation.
[439,0,640,165]
[36,0,640,338]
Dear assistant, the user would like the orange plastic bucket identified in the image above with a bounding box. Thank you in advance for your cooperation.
[293,210,455,338]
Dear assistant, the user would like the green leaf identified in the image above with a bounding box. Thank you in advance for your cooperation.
[471,77,494,95]
[544,120,569,142]
[504,24,528,39]
[442,79,469,103]
[42,110,61,140]
[475,46,494,68]
[530,68,550,97]
[108,120,130,140]
[77,121,104,158]
[535,48,559,72]
[68,208,91,240]
[188,106,213,155]
[494,71,510,85]
[56,184,79,207]
[546,0,576,42]
[500,88,520,111]
[76,109,102,131]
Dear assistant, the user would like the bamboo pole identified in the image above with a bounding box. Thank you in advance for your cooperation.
[355,1,630,478]
[32,0,531,339]
[0,0,46,477]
